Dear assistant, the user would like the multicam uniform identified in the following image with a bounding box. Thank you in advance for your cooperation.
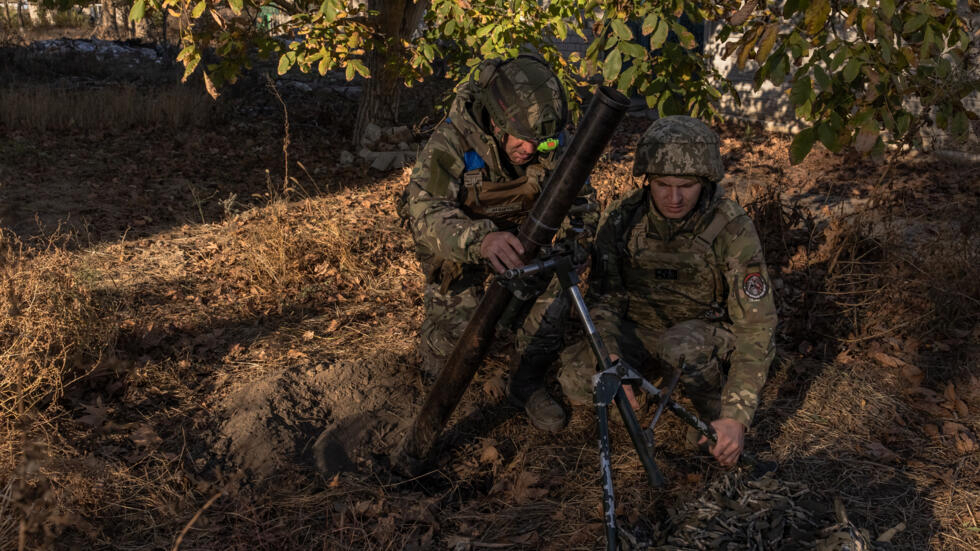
[398,58,597,386]
[558,118,777,429]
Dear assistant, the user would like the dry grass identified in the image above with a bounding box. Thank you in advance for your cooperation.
[0,84,215,132]
[0,230,122,417]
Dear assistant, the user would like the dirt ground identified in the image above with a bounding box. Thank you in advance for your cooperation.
[1,43,979,550]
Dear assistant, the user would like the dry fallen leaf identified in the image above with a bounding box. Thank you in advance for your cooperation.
[954,399,969,418]
[478,444,500,465]
[77,400,108,428]
[943,383,958,402]
[954,432,978,453]
[129,425,162,448]
[326,319,341,333]
[942,421,968,437]
[872,351,908,369]
[482,375,506,400]
[302,330,315,341]
[922,424,939,438]
[864,441,900,463]
[900,364,924,386]
[511,471,548,504]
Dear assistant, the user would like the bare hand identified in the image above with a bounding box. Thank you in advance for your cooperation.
[480,231,525,273]
[699,418,746,467]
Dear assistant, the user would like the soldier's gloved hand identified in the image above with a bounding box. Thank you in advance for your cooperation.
[480,231,525,274]
[700,418,745,467]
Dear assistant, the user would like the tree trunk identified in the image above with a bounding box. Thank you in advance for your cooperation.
[352,0,430,146]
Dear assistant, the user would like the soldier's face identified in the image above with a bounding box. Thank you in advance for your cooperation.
[649,175,702,219]
[502,134,537,166]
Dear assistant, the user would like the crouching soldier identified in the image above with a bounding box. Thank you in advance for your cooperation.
[398,55,598,432]
[558,116,777,466]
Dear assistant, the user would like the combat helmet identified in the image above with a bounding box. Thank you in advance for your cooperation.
[475,55,568,147]
[633,115,725,183]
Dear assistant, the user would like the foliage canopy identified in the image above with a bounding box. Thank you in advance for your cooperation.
[136,0,978,163]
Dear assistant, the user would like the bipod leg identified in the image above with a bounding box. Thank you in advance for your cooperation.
[613,385,666,488]
[594,377,618,551]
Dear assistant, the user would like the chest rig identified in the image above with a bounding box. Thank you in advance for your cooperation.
[621,192,734,327]
[460,152,547,229]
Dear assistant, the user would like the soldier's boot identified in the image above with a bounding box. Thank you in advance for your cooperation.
[684,393,721,452]
[509,353,566,433]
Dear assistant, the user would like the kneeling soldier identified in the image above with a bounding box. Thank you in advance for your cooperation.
[559,116,777,466]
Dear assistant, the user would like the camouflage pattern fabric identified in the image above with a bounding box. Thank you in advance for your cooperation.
[559,319,732,420]
[397,59,597,371]
[632,115,725,182]
[558,183,776,428]
[482,56,568,142]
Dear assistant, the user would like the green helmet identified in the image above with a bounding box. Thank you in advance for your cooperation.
[633,116,725,183]
[477,55,568,143]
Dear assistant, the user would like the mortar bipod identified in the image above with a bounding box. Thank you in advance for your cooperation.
[501,253,674,551]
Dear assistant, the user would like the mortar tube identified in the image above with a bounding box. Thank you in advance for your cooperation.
[401,87,630,462]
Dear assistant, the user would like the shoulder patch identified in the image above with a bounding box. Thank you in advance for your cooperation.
[742,272,769,300]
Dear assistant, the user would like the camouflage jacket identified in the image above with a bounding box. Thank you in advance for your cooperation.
[589,184,777,427]
[397,80,597,283]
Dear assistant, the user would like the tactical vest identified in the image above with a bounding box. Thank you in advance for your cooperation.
[459,151,547,229]
[620,190,740,329]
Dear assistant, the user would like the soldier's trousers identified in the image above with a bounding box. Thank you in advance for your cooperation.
[419,269,569,375]
[557,319,736,420]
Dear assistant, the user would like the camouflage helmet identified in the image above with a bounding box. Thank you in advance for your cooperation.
[633,116,725,183]
[477,55,568,142]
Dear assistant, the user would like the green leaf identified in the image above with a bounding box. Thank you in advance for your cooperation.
[816,122,840,152]
[278,51,296,75]
[804,0,831,36]
[475,23,494,37]
[755,23,780,62]
[641,12,659,36]
[843,57,862,83]
[782,0,801,18]
[650,18,669,50]
[950,110,969,137]
[671,22,696,49]
[183,54,201,82]
[880,0,895,20]
[796,99,812,119]
[554,20,567,41]
[618,41,647,59]
[790,76,811,107]
[610,19,633,41]
[903,14,928,34]
[446,19,456,35]
[318,56,330,76]
[229,0,243,16]
[129,0,145,21]
[348,58,370,78]
[191,0,206,19]
[814,64,831,91]
[323,0,338,22]
[895,112,911,136]
[345,62,355,81]
[617,65,637,92]
[603,49,622,83]
[790,127,816,164]
[176,44,195,62]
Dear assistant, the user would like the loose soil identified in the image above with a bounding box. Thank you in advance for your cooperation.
[1,43,978,551]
